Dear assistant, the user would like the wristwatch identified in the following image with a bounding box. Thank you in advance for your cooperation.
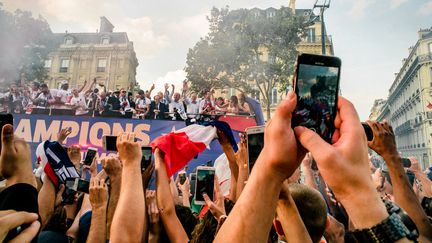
[351,213,414,243]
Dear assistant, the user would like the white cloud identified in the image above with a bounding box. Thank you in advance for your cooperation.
[139,69,186,95]
[390,0,409,9]
[346,0,377,20]
[418,1,432,15]
[168,12,209,37]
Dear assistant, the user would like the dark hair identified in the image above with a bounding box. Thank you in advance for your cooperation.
[32,82,40,88]
[230,96,239,106]
[289,184,327,243]
[40,83,48,89]
[44,206,67,233]
[190,199,235,243]
[138,90,145,95]
[175,205,198,239]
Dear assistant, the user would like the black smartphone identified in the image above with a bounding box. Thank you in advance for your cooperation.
[65,177,90,194]
[362,123,374,141]
[292,53,341,143]
[0,114,13,153]
[178,172,187,185]
[402,158,412,168]
[83,147,98,166]
[141,146,152,171]
[103,135,117,152]
[194,166,215,205]
[246,126,265,174]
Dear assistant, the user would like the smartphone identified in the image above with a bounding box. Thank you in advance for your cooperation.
[65,177,90,194]
[83,147,98,166]
[292,53,341,143]
[402,158,411,168]
[0,114,13,153]
[246,126,265,174]
[194,166,215,205]
[189,173,196,195]
[178,171,187,185]
[141,146,152,171]
[102,135,117,152]
[362,122,374,141]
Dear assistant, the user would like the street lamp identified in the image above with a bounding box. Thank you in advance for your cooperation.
[313,0,331,55]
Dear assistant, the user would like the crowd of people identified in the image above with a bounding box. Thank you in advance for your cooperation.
[0,90,432,243]
[0,78,253,121]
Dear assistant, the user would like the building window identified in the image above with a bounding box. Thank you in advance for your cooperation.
[64,37,73,45]
[271,87,278,104]
[59,59,69,73]
[101,37,110,45]
[306,28,316,43]
[267,11,275,18]
[97,58,107,72]
[44,59,52,70]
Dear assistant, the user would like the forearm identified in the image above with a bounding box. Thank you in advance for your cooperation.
[277,196,312,243]
[110,165,144,242]
[229,174,237,202]
[383,154,432,240]
[181,191,191,208]
[414,171,432,197]
[236,166,248,200]
[149,223,161,243]
[221,145,238,179]
[214,160,283,243]
[302,165,318,190]
[106,175,121,239]
[38,178,56,228]
[87,207,107,243]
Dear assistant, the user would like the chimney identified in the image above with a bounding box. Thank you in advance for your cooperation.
[100,16,114,33]
[289,0,296,13]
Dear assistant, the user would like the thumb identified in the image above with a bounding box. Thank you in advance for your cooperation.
[294,126,333,160]
[203,193,213,207]
[2,124,14,151]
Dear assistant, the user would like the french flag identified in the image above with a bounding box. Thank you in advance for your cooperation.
[151,124,217,177]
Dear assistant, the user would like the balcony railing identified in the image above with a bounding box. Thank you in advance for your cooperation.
[300,35,333,45]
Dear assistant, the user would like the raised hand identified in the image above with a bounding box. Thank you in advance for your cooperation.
[294,97,388,229]
[89,177,108,209]
[57,127,72,144]
[203,177,225,220]
[116,133,141,167]
[101,154,122,179]
[146,190,160,224]
[67,145,82,169]
[366,121,398,158]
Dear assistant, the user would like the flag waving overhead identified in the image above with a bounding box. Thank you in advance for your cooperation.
[151,124,217,177]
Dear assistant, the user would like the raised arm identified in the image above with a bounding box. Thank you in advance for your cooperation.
[301,153,319,191]
[155,148,189,243]
[110,133,145,242]
[148,83,155,97]
[86,177,108,243]
[77,80,89,94]
[367,121,432,242]
[101,155,122,240]
[215,91,303,242]
[217,130,238,200]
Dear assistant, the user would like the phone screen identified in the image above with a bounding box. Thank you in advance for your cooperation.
[189,173,196,195]
[104,136,117,151]
[179,173,186,184]
[141,146,152,171]
[0,114,13,153]
[247,132,264,174]
[293,62,340,142]
[77,179,90,193]
[195,168,215,203]
[84,149,97,166]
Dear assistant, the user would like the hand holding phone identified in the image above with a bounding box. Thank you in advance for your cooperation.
[292,54,341,143]
[84,147,98,166]
[141,146,152,171]
[246,126,265,174]
[194,166,215,205]
[103,135,117,152]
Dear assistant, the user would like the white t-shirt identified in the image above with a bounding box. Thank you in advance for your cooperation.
[70,93,88,115]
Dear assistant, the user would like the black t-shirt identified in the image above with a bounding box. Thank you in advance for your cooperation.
[0,183,38,213]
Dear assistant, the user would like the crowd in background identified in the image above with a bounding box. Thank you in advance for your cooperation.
[0,91,432,242]
[0,78,253,121]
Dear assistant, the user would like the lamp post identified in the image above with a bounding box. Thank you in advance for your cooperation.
[313,0,330,55]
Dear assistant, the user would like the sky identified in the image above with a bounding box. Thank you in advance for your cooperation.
[2,0,431,120]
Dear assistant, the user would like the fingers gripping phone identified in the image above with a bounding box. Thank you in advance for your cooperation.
[292,54,341,143]
[246,126,265,174]
[194,166,215,205]
[84,147,98,166]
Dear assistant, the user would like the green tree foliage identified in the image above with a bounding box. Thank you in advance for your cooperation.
[0,3,53,84]
[185,6,309,118]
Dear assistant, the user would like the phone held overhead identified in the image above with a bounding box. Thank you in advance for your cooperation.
[246,126,265,174]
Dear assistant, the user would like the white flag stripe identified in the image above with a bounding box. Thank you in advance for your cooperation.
[175,124,217,148]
